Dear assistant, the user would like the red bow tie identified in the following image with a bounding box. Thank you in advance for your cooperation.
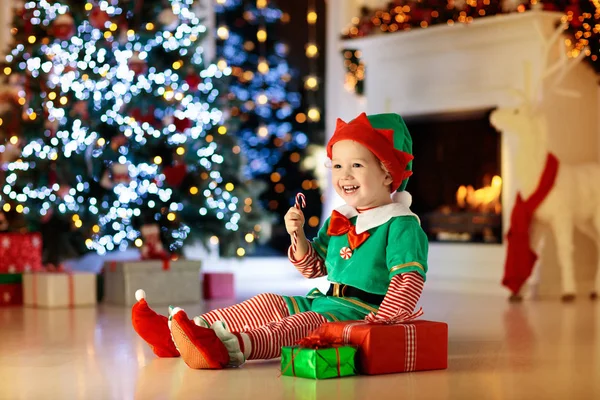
[327,210,370,250]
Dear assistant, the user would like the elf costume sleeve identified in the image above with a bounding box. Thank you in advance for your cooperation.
[386,216,428,281]
[366,272,424,321]
[287,217,331,279]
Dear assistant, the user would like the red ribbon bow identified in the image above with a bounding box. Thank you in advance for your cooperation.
[327,211,370,250]
[296,336,345,349]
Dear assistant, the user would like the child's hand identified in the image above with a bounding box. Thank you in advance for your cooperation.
[284,207,305,236]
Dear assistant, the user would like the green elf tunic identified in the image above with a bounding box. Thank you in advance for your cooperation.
[282,202,429,322]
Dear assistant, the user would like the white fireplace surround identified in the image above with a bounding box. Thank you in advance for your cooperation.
[325,9,600,295]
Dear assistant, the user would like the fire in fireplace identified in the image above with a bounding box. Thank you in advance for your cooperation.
[404,109,503,244]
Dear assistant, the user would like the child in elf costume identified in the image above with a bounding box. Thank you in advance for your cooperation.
[131,112,429,369]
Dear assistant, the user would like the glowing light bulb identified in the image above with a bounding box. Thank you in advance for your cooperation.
[257,125,268,137]
[257,28,267,42]
[308,107,321,122]
[304,76,318,90]
[217,26,230,40]
[305,43,318,58]
[307,11,318,24]
[245,234,255,243]
[154,156,163,164]
[237,248,246,257]
[257,58,269,74]
[135,239,143,247]
[257,94,268,104]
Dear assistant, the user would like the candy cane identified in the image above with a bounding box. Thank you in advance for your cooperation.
[292,193,306,254]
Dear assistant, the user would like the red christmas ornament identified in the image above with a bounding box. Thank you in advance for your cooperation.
[174,116,192,132]
[163,164,188,188]
[90,8,111,30]
[52,13,76,40]
[565,2,582,28]
[131,106,159,127]
[129,52,148,76]
[186,73,202,90]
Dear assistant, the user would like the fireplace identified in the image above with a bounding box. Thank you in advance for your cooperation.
[406,110,503,244]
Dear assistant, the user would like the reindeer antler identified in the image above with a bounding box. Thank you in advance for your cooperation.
[532,18,587,99]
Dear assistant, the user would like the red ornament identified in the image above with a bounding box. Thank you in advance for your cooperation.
[174,116,192,132]
[186,73,202,90]
[131,106,159,127]
[90,8,111,30]
[565,3,582,28]
[163,164,188,187]
[128,52,148,76]
[52,13,76,40]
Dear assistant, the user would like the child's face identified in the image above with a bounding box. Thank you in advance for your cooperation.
[331,140,393,209]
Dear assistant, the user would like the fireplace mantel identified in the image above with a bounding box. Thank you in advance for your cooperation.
[339,11,564,117]
[325,9,599,296]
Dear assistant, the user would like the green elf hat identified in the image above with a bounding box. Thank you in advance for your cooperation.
[327,112,414,206]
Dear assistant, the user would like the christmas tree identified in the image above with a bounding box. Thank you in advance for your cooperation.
[0,0,265,263]
[214,0,323,252]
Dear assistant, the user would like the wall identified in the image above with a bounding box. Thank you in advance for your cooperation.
[0,0,10,57]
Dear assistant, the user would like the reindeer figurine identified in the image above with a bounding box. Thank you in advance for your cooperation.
[490,22,600,302]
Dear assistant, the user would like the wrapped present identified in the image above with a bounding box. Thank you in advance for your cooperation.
[23,272,96,308]
[0,273,22,284]
[0,284,23,306]
[0,232,42,273]
[311,316,448,375]
[103,259,201,306]
[281,339,358,379]
[202,272,234,300]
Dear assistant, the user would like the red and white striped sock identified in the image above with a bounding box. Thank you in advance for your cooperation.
[196,293,290,332]
[245,311,328,360]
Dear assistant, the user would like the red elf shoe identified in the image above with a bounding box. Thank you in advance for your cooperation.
[169,308,230,369]
[131,289,180,358]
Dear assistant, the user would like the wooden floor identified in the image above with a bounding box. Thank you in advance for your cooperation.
[1,287,599,400]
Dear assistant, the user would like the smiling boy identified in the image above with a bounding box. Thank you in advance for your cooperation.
[131,112,429,370]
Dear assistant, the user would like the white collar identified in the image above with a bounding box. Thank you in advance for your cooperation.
[334,202,420,234]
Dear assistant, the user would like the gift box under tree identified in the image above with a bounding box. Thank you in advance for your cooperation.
[281,340,358,380]
[310,318,448,375]
[22,272,96,308]
[103,259,201,306]
[0,232,42,273]
[0,273,23,307]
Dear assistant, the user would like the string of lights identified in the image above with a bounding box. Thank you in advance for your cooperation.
[304,0,320,124]
[341,1,600,94]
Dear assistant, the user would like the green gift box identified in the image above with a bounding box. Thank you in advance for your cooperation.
[281,345,358,379]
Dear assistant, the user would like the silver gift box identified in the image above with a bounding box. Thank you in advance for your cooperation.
[103,259,201,306]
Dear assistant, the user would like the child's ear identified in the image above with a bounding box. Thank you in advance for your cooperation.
[383,173,393,186]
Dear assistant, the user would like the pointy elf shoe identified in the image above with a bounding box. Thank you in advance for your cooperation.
[169,308,230,369]
[131,289,180,358]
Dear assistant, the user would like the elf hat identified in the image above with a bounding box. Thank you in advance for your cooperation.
[327,112,414,194]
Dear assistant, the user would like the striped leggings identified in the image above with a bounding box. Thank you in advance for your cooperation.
[197,293,326,360]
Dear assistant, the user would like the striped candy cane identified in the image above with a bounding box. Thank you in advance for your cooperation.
[292,192,306,254]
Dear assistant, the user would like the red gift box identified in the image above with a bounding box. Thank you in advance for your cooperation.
[0,233,43,273]
[202,272,234,300]
[0,284,23,307]
[311,319,448,375]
